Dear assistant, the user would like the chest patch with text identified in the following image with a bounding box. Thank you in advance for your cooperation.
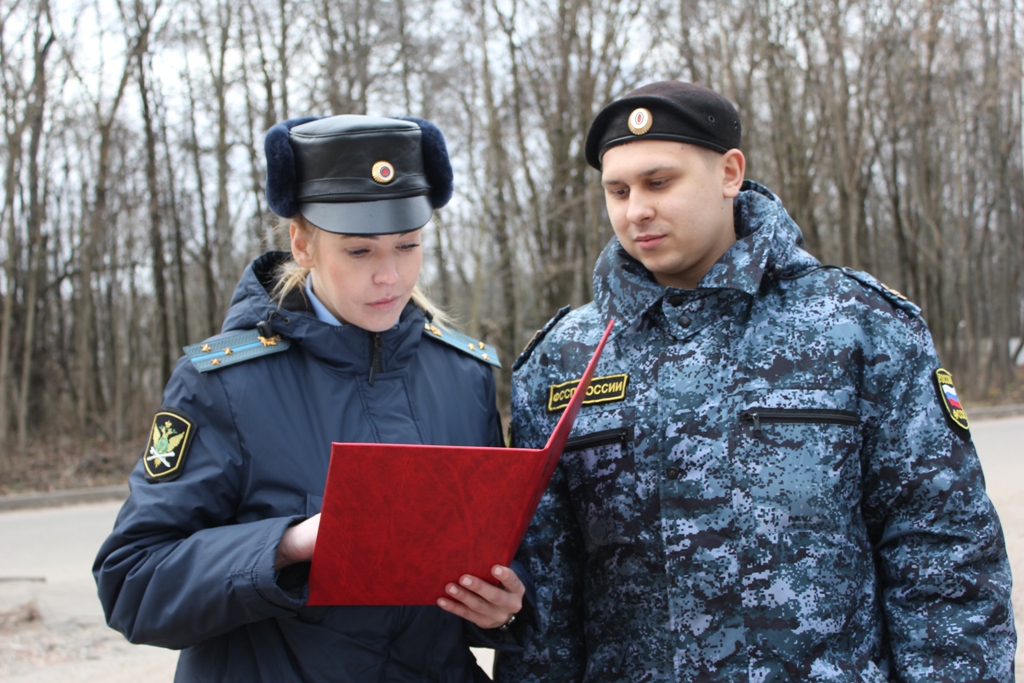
[547,374,629,412]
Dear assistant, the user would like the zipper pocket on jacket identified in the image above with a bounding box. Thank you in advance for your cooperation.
[565,427,631,452]
[740,408,859,436]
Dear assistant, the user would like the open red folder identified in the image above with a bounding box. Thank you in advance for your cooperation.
[307,319,615,606]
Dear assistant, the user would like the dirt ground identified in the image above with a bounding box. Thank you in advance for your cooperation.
[0,435,142,496]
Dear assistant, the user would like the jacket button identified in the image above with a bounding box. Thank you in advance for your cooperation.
[667,293,685,306]
[666,467,680,480]
[678,315,692,327]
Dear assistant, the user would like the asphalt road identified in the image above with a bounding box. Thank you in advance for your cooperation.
[1,415,1021,681]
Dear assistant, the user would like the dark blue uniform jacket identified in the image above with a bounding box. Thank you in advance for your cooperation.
[94,251,517,682]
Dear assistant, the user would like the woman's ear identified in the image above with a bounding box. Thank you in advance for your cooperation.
[290,221,315,268]
[721,149,746,198]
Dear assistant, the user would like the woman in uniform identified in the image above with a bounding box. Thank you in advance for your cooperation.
[94,114,525,682]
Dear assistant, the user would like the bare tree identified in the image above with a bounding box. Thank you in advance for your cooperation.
[317,0,392,114]
[65,0,148,435]
[0,0,1019,479]
[16,0,54,453]
[120,0,171,387]
[0,0,32,455]
[194,0,237,331]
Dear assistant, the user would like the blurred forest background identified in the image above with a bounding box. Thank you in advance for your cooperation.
[0,0,1022,482]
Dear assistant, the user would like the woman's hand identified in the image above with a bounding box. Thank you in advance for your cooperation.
[275,513,321,570]
[437,565,524,630]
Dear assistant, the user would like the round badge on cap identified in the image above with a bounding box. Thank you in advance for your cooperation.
[627,107,653,135]
[371,160,396,184]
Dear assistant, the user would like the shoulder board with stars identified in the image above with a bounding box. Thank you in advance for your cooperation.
[421,321,501,368]
[183,329,291,373]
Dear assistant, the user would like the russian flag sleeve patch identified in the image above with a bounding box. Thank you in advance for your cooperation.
[934,368,969,432]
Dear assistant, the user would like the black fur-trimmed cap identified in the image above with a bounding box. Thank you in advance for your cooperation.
[265,114,454,234]
[585,81,741,170]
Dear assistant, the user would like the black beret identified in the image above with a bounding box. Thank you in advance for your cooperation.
[585,81,741,169]
[264,114,453,235]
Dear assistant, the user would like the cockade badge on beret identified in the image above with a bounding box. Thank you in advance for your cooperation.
[628,108,653,135]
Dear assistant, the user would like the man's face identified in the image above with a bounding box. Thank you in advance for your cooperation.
[601,140,743,289]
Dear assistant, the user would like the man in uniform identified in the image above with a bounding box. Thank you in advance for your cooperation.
[493,81,1015,682]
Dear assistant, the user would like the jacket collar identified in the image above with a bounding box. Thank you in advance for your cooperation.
[220,251,424,373]
[593,180,818,332]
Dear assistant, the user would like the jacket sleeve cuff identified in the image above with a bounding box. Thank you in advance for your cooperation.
[232,515,310,615]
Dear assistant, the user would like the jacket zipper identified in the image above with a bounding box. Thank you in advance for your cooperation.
[368,333,383,385]
[740,408,859,436]
[565,427,631,451]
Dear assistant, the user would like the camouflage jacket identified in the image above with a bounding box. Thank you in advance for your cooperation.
[494,182,1015,682]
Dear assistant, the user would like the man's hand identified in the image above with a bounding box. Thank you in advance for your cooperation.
[437,565,524,629]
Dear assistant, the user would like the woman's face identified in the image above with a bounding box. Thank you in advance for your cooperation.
[291,224,424,332]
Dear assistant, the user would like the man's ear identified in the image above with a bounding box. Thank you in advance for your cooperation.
[290,221,315,268]
[721,149,746,198]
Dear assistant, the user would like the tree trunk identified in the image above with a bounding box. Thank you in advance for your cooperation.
[479,0,517,394]
[138,47,172,386]
[183,61,218,336]
[17,18,54,452]
[0,121,25,454]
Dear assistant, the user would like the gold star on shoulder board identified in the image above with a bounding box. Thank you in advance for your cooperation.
[223,348,233,355]
[211,358,221,366]
[201,344,212,352]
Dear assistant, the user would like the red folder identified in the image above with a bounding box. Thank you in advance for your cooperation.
[307,319,615,606]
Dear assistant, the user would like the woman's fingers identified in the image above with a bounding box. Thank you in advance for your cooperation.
[275,514,321,570]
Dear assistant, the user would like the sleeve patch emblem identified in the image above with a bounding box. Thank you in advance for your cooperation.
[143,410,195,481]
[548,374,629,412]
[934,368,969,431]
